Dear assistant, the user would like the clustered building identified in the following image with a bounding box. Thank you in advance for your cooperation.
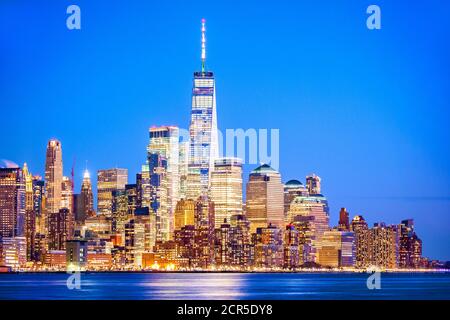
[0,20,435,272]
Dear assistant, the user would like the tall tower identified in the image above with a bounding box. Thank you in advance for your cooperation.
[44,139,63,231]
[97,168,128,216]
[0,166,25,238]
[79,169,94,222]
[148,126,180,236]
[189,18,219,195]
[246,164,284,234]
[210,157,243,228]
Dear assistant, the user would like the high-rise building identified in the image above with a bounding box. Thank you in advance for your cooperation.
[178,141,189,200]
[61,176,72,211]
[193,195,215,268]
[287,195,330,241]
[254,224,284,268]
[0,167,25,238]
[350,215,370,268]
[398,219,422,268]
[306,174,321,195]
[32,178,45,235]
[214,219,231,266]
[44,139,63,234]
[147,153,169,241]
[97,168,128,216]
[284,224,301,269]
[188,19,219,195]
[370,222,399,269]
[246,164,284,234]
[283,179,309,223]
[228,214,253,268]
[48,208,71,250]
[316,230,355,268]
[210,158,243,229]
[186,169,202,201]
[174,198,195,231]
[23,163,35,261]
[287,194,330,263]
[61,176,74,239]
[112,189,130,238]
[79,169,94,222]
[338,208,350,231]
[31,176,45,261]
[148,126,180,236]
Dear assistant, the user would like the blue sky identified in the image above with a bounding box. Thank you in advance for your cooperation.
[1,0,449,260]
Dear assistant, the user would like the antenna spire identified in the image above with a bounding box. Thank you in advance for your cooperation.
[201,18,206,72]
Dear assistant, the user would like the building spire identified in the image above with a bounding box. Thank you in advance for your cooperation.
[201,18,206,72]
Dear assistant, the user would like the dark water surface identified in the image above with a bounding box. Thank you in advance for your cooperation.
[1,272,449,300]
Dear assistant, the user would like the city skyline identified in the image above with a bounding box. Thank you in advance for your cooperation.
[1,1,449,260]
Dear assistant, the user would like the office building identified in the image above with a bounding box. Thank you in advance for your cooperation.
[246,164,284,234]
[188,19,219,195]
[97,168,128,216]
[210,157,243,228]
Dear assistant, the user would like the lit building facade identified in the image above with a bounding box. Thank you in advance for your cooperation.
[0,167,25,238]
[174,198,195,231]
[188,19,219,195]
[0,236,26,268]
[147,153,169,241]
[44,139,63,229]
[148,126,180,237]
[370,222,399,269]
[97,168,128,216]
[210,157,243,229]
[254,224,284,268]
[316,230,355,268]
[246,164,284,234]
[351,215,370,268]
[398,219,422,268]
[283,179,309,223]
[79,169,94,222]
[338,208,350,231]
[306,174,321,195]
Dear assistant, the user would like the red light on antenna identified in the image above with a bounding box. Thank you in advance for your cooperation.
[201,18,206,23]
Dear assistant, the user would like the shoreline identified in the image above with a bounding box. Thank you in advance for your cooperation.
[2,269,450,274]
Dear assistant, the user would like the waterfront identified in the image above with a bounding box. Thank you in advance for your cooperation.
[1,272,450,300]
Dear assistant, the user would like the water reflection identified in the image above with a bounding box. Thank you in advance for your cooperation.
[0,272,449,300]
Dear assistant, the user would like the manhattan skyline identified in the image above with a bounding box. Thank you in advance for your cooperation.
[0,1,449,260]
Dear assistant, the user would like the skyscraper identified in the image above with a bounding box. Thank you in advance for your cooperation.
[316,230,355,268]
[79,169,94,222]
[97,168,128,216]
[306,174,321,195]
[246,164,284,234]
[188,19,219,195]
[338,208,350,231]
[350,215,370,268]
[398,219,422,268]
[148,126,180,236]
[44,139,63,231]
[147,153,169,241]
[174,198,195,231]
[178,141,189,200]
[370,222,400,269]
[210,157,243,229]
[283,179,309,223]
[0,167,25,238]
